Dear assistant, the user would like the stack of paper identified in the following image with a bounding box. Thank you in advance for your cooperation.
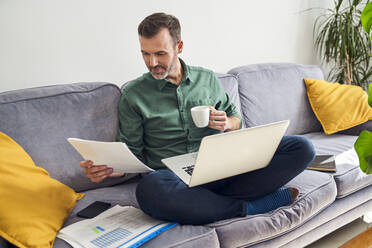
[57,205,177,248]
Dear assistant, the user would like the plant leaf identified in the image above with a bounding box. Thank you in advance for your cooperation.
[361,2,372,39]
[354,130,372,174]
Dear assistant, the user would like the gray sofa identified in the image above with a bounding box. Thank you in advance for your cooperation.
[1,63,371,248]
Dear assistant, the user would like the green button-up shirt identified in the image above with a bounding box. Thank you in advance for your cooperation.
[117,59,242,169]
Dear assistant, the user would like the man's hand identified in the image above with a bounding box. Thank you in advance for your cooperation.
[208,106,230,131]
[208,106,241,131]
[80,160,125,183]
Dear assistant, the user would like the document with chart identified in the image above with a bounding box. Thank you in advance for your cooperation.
[57,205,177,248]
[67,138,154,173]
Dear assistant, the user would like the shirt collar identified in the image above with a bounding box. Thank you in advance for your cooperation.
[179,58,194,84]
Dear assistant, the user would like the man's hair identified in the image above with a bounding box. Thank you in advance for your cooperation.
[138,13,181,45]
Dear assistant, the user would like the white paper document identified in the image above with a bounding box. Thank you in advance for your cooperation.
[57,205,177,248]
[67,138,153,173]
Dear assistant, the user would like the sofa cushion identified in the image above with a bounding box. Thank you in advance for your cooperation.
[334,148,372,198]
[216,73,243,121]
[304,132,372,198]
[303,132,357,155]
[0,131,84,248]
[54,177,220,248]
[0,82,137,192]
[208,170,337,248]
[248,185,372,248]
[304,78,372,135]
[228,63,324,134]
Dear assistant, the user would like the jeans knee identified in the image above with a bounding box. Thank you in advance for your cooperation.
[136,170,166,200]
[135,170,177,215]
[294,135,316,165]
[301,136,315,160]
[282,135,315,168]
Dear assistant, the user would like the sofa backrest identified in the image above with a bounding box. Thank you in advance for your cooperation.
[228,63,324,134]
[0,82,133,192]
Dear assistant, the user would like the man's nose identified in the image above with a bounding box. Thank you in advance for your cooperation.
[149,55,158,67]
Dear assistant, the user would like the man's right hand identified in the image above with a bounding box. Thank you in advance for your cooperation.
[79,160,124,183]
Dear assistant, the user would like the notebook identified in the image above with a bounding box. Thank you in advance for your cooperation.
[307,155,336,172]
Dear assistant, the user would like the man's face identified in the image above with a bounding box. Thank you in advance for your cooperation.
[139,28,182,80]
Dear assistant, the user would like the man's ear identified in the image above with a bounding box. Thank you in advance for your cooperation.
[177,40,183,54]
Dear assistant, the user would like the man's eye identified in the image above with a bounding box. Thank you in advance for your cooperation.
[156,53,166,56]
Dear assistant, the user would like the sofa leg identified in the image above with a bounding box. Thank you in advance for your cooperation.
[363,211,372,223]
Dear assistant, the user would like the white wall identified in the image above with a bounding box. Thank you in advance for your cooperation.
[0,0,332,92]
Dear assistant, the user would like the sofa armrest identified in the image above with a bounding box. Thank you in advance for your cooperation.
[338,120,372,136]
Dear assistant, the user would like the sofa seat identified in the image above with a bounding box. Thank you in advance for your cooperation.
[207,170,337,248]
[304,132,372,198]
[54,176,220,248]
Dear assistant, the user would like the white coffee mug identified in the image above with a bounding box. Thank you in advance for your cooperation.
[191,106,210,128]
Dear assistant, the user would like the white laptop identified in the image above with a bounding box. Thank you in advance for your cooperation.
[161,120,290,187]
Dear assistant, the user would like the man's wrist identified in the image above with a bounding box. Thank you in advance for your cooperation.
[226,116,241,131]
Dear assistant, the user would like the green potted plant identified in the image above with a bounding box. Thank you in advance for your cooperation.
[354,1,372,175]
[361,1,372,40]
[314,0,372,91]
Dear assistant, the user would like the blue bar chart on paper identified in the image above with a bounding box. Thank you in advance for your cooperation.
[57,205,177,248]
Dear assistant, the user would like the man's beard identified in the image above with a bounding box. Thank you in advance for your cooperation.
[150,65,169,80]
[150,55,178,80]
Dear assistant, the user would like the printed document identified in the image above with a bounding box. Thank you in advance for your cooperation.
[57,205,177,248]
[67,138,153,173]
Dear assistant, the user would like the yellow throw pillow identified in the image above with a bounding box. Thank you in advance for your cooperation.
[304,78,372,135]
[0,132,84,248]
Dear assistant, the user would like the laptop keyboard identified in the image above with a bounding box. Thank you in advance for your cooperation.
[182,165,195,176]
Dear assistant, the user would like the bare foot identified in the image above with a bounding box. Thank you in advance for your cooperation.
[289,187,299,202]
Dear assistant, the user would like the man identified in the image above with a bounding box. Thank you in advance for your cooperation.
[80,13,315,225]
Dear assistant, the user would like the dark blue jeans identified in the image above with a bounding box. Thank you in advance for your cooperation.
[136,135,315,225]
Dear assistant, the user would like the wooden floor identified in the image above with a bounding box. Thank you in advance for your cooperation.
[306,217,372,248]
[339,226,372,248]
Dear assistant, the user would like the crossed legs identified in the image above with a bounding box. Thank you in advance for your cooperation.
[136,135,315,225]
